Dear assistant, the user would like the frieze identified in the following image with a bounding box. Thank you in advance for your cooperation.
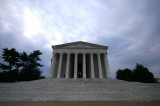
[53,49,107,54]
[60,44,98,48]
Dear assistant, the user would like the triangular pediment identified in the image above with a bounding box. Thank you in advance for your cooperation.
[52,41,108,49]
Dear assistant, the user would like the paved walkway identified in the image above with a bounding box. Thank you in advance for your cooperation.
[0,102,160,106]
[0,78,160,101]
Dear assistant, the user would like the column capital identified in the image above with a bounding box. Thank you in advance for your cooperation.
[67,52,71,55]
[82,53,86,55]
[59,52,63,55]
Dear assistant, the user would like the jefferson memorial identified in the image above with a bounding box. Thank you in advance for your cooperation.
[49,41,110,79]
[1,41,160,102]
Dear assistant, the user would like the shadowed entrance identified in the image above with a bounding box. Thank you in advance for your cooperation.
[78,54,83,78]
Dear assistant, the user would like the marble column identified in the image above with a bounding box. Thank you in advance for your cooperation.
[83,53,86,78]
[49,53,55,78]
[97,53,103,78]
[90,53,95,78]
[65,53,70,78]
[104,53,110,78]
[57,53,63,78]
[74,53,78,78]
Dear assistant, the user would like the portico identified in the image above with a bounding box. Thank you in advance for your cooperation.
[49,41,110,79]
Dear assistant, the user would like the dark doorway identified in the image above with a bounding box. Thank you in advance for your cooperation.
[70,54,75,78]
[78,62,82,78]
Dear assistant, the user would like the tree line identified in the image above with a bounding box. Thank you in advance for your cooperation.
[0,48,44,82]
[116,63,157,83]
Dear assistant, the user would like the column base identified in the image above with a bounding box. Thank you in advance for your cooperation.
[73,78,78,80]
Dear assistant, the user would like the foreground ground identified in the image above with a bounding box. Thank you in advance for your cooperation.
[0,78,160,101]
[0,102,160,106]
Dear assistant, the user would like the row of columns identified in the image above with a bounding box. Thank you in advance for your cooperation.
[49,53,110,79]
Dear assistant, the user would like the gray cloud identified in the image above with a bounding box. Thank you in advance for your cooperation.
[0,0,160,78]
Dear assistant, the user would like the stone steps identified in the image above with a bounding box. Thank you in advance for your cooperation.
[0,78,160,101]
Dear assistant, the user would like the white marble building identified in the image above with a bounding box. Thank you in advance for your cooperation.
[49,41,110,79]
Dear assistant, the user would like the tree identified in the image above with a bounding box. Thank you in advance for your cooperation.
[116,68,133,81]
[0,48,20,72]
[18,50,43,81]
[0,48,44,82]
[133,63,155,83]
[0,48,20,82]
[116,63,156,83]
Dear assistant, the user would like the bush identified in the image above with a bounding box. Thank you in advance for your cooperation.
[116,68,133,81]
[18,68,42,81]
[0,70,18,82]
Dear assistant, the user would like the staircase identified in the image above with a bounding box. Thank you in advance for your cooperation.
[0,78,160,101]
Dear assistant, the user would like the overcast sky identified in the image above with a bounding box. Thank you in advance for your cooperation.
[0,0,160,78]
